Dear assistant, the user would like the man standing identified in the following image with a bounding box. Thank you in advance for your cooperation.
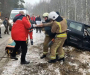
[0,20,2,38]
[3,17,9,34]
[35,15,42,33]
[11,11,31,64]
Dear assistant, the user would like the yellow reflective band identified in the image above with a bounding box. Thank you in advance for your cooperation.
[59,55,64,58]
[56,21,61,33]
[50,56,56,59]
[7,50,9,54]
[43,52,48,54]
[56,21,67,37]
[56,33,67,37]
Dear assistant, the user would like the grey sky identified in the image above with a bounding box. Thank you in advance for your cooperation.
[24,0,40,5]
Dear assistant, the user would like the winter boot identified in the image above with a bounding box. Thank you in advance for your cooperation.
[31,40,33,45]
[57,57,65,62]
[40,55,46,59]
[48,59,57,63]
[0,34,2,38]
[11,56,18,60]
[21,61,30,64]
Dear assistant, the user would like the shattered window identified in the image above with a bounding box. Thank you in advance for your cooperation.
[70,22,82,31]
[86,28,90,33]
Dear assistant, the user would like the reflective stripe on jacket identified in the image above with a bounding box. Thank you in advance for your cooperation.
[56,21,67,37]
[43,18,67,38]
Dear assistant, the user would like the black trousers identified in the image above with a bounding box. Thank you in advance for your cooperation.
[36,27,41,33]
[12,41,27,62]
[0,27,1,37]
[4,26,9,34]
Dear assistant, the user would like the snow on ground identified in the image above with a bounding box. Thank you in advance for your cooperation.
[1,29,46,75]
[1,29,90,75]
[1,24,4,27]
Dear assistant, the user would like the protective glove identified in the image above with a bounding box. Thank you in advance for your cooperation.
[48,38,55,47]
[29,24,37,30]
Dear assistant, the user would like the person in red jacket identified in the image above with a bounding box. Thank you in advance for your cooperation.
[26,14,33,45]
[11,11,31,64]
[30,14,36,24]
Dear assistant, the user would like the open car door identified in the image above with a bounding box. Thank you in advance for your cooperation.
[82,25,90,50]
[67,20,84,49]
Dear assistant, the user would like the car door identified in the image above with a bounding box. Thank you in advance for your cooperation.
[67,21,84,48]
[82,25,90,50]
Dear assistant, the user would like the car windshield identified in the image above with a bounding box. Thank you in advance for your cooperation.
[10,13,18,19]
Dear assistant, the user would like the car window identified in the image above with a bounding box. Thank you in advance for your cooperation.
[10,13,18,19]
[84,27,90,36]
[70,22,82,31]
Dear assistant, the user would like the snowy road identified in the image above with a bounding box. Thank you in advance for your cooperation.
[1,29,47,75]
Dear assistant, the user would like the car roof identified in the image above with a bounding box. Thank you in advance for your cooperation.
[67,19,90,27]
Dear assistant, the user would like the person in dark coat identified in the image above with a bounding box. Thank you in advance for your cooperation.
[35,15,42,33]
[3,17,10,34]
[0,21,2,38]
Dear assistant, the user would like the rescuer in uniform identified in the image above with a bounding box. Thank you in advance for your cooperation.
[38,11,67,63]
[40,12,56,59]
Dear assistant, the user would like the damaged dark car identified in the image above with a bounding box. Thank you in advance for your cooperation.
[65,20,90,50]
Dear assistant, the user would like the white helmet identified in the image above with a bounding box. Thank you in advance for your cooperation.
[48,11,59,20]
[43,12,49,17]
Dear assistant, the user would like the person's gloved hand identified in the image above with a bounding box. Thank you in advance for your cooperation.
[48,38,55,47]
[29,24,37,30]
[29,30,33,32]
[29,24,33,30]
[31,40,33,45]
[37,23,43,27]
[33,24,37,27]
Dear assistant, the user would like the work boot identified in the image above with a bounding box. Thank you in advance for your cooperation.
[48,59,57,63]
[57,57,65,62]
[21,61,30,64]
[11,56,18,60]
[40,55,46,59]
[31,40,33,45]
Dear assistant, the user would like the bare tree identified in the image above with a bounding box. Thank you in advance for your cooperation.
[29,0,90,24]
